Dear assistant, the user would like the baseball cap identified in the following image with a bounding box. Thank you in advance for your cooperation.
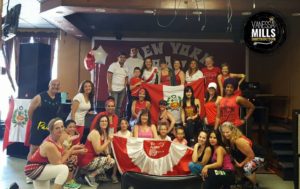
[207,82,217,90]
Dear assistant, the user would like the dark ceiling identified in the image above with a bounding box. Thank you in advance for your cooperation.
[39,0,300,39]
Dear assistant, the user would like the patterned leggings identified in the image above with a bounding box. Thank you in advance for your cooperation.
[82,156,115,181]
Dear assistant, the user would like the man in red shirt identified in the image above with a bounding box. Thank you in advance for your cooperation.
[201,56,221,89]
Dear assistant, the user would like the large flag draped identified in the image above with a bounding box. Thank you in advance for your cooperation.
[143,78,205,124]
[3,98,31,151]
[111,136,193,176]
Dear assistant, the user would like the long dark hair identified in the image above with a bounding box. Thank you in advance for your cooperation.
[136,88,151,102]
[172,59,183,70]
[136,109,152,126]
[141,57,153,76]
[95,115,110,136]
[209,130,225,149]
[182,86,196,109]
[205,88,218,103]
[78,80,95,106]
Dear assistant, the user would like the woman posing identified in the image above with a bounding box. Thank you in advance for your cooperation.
[189,131,212,176]
[157,99,176,135]
[130,88,151,128]
[185,59,204,84]
[78,115,118,187]
[157,59,176,86]
[201,130,235,189]
[221,122,264,189]
[25,118,85,189]
[68,80,94,142]
[172,59,185,85]
[215,78,255,135]
[204,82,222,131]
[181,86,201,145]
[133,109,158,139]
[141,58,158,84]
[217,63,245,96]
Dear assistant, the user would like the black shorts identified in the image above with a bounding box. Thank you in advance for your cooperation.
[29,123,49,146]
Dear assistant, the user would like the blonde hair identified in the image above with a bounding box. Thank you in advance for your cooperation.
[220,122,243,146]
[48,117,63,132]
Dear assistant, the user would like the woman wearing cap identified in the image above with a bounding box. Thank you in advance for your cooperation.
[181,86,201,146]
[157,59,176,86]
[141,58,158,84]
[185,59,204,83]
[217,63,245,96]
[172,59,185,85]
[130,88,151,129]
[204,82,222,131]
[133,109,158,139]
[157,99,176,134]
[215,78,255,134]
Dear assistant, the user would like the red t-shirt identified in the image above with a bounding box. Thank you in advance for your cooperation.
[204,101,217,126]
[219,95,243,127]
[89,112,119,133]
[201,67,221,88]
[130,77,142,97]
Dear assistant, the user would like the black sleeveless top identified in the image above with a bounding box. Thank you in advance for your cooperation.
[31,91,61,130]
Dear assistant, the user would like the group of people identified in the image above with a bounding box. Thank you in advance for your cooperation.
[23,48,262,189]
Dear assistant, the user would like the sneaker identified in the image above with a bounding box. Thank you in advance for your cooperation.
[64,179,81,189]
[25,177,33,184]
[111,175,119,184]
[84,175,96,187]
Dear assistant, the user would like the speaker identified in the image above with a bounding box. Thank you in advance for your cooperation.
[18,43,51,98]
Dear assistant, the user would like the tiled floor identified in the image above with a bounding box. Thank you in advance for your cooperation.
[0,144,295,189]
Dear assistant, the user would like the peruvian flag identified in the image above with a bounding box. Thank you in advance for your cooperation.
[142,78,205,124]
[111,136,193,176]
[3,98,31,151]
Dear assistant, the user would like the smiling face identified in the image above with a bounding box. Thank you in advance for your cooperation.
[204,57,214,68]
[65,122,77,135]
[120,119,129,131]
[51,120,64,138]
[159,125,168,137]
[224,83,235,96]
[145,58,153,69]
[173,60,181,70]
[176,128,185,140]
[105,100,115,114]
[49,79,60,94]
[185,89,193,99]
[189,60,198,70]
[118,55,127,64]
[138,89,146,100]
[197,131,207,145]
[99,116,109,130]
[208,87,216,96]
[221,65,229,76]
[221,126,232,140]
[141,113,149,124]
[209,132,218,146]
[83,82,92,95]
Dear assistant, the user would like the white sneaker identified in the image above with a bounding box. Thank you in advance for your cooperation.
[26,177,33,184]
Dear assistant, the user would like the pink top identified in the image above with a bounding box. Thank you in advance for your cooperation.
[137,125,153,138]
[211,147,234,171]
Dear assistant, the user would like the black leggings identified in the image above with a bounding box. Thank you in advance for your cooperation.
[184,118,201,145]
[203,169,235,189]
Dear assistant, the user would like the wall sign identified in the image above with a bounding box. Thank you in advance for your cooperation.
[244,11,287,53]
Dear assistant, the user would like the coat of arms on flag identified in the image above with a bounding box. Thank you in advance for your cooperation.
[3,98,31,151]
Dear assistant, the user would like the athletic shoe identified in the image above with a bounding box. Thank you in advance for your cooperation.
[84,175,96,187]
[25,177,33,184]
[63,179,81,189]
[111,175,119,184]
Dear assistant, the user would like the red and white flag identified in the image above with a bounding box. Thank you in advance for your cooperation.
[111,136,193,176]
[142,78,205,124]
[3,98,31,151]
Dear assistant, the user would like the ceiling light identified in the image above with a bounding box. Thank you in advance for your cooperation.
[292,13,300,16]
[192,11,202,15]
[95,8,106,12]
[144,10,154,14]
[241,12,252,16]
